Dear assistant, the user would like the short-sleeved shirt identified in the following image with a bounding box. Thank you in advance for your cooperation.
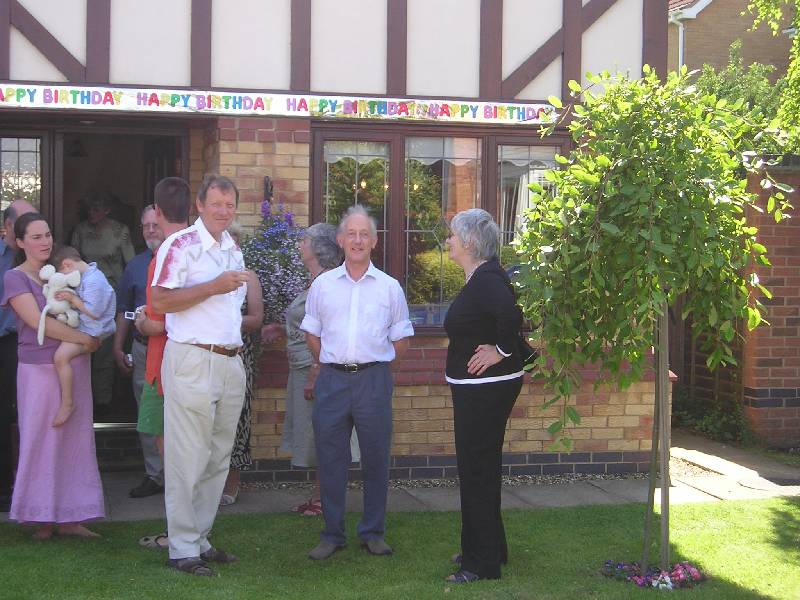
[71,218,136,289]
[152,217,245,347]
[0,240,16,338]
[1,269,60,363]
[300,262,414,364]
[75,263,117,339]
[116,249,153,315]
[144,256,167,394]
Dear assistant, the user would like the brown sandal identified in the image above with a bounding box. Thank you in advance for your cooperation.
[200,547,238,563]
[166,557,215,576]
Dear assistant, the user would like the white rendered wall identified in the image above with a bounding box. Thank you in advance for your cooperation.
[9,28,67,82]
[18,0,86,65]
[406,0,480,98]
[516,55,561,101]
[311,0,386,94]
[211,0,291,90]
[503,0,561,79]
[109,0,191,86]
[582,0,643,86]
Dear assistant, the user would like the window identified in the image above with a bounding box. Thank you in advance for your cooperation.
[1,137,42,213]
[405,137,480,325]
[497,145,557,263]
[314,126,562,328]
[322,141,389,269]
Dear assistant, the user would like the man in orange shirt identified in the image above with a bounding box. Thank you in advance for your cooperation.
[134,177,191,551]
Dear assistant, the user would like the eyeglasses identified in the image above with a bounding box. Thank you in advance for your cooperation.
[141,223,160,231]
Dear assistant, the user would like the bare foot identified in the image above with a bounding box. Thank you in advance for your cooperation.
[32,525,55,540]
[52,403,75,427]
[57,524,100,538]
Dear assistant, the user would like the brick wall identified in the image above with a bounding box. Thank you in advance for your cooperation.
[741,168,800,447]
[191,117,660,480]
[245,335,657,482]
[668,0,793,78]
[187,116,311,230]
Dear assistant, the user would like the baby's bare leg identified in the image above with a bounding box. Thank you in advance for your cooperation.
[52,342,87,427]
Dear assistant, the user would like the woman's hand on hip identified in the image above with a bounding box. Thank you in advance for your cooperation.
[467,344,503,376]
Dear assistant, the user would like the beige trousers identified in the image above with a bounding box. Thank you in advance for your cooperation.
[162,340,245,560]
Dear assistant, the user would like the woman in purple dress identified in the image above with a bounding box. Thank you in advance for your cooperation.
[1,213,105,539]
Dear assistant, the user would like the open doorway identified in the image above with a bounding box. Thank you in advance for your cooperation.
[58,131,184,424]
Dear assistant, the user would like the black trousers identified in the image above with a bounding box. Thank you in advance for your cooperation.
[451,377,522,579]
[0,333,18,495]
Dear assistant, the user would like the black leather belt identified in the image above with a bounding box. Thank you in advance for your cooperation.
[326,362,380,373]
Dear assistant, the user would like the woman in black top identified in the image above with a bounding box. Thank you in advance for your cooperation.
[443,208,524,584]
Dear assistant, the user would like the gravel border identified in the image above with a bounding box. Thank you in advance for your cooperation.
[241,456,717,492]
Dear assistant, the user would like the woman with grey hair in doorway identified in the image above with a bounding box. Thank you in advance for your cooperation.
[443,208,525,583]
[262,222,360,516]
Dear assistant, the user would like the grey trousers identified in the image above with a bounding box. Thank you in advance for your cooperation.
[132,339,163,485]
[313,363,392,546]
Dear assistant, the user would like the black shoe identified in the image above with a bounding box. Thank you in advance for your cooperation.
[129,476,164,498]
[0,493,10,512]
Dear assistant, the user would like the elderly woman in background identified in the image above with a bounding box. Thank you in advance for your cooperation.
[262,222,359,516]
[220,222,264,505]
[71,192,136,414]
[442,208,525,583]
[1,213,104,539]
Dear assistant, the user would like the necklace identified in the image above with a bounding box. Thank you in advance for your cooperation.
[465,261,486,284]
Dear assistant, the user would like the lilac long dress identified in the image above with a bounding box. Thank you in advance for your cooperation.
[1,269,105,523]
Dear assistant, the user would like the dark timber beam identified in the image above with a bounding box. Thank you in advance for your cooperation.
[10,0,85,82]
[642,0,668,78]
[85,0,110,83]
[501,0,617,99]
[291,0,311,91]
[561,0,581,102]
[386,0,407,96]
[191,0,212,87]
[479,0,502,99]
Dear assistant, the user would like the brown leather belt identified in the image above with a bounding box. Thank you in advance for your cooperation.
[191,343,242,357]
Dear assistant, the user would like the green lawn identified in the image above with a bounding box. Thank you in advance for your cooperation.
[1,498,799,600]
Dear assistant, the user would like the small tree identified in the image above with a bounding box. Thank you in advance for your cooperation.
[515,67,792,570]
[695,40,783,120]
[746,0,800,147]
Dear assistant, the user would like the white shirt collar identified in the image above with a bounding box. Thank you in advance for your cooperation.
[194,216,235,252]
[333,261,378,284]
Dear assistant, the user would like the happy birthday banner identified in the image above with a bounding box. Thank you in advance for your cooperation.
[0,83,554,125]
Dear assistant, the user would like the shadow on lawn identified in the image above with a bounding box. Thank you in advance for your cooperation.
[767,496,800,560]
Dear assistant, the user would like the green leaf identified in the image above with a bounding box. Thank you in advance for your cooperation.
[565,406,581,425]
[568,79,582,93]
[548,95,563,109]
[599,222,621,235]
[547,420,563,435]
[708,306,717,327]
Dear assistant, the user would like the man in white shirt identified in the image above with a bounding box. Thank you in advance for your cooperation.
[151,174,249,576]
[301,205,414,560]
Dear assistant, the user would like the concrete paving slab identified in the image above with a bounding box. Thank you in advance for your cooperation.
[403,486,462,511]
[586,479,651,503]
[675,475,788,501]
[672,431,800,482]
[506,482,616,507]
[216,489,310,516]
